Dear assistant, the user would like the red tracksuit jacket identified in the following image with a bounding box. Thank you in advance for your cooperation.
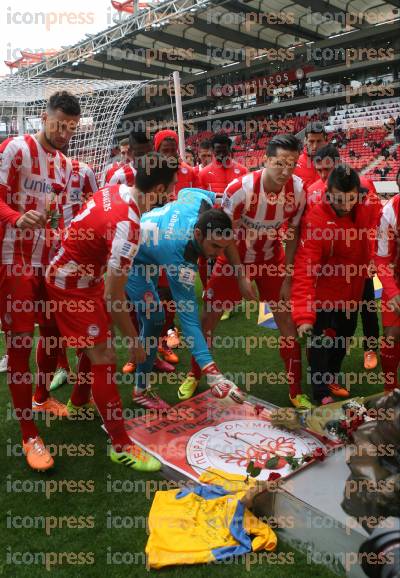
[292,194,380,327]
[198,159,248,196]
[293,148,319,192]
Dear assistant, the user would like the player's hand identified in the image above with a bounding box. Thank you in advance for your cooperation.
[279,276,292,302]
[129,342,147,365]
[15,210,46,230]
[297,324,313,338]
[238,276,257,301]
[367,261,377,277]
[202,362,246,403]
[387,295,400,315]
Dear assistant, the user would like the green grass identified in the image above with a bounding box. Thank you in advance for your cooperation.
[0,282,383,577]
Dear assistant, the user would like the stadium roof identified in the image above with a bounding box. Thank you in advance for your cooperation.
[12,0,400,81]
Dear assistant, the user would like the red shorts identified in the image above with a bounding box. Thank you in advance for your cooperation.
[0,264,57,333]
[45,282,111,347]
[381,291,400,327]
[204,253,285,311]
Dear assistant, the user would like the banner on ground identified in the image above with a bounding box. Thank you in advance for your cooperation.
[126,392,327,482]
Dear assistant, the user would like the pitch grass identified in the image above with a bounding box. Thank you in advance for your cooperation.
[0,286,383,577]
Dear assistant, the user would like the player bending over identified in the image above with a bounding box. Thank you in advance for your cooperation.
[44,154,178,472]
[125,188,246,411]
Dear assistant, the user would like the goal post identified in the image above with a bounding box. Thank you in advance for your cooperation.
[0,77,151,179]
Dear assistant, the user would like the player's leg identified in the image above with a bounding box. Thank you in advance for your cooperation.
[50,346,70,391]
[255,266,310,409]
[1,267,55,471]
[325,310,357,398]
[157,278,179,368]
[307,311,336,405]
[380,326,400,393]
[360,278,379,369]
[125,266,170,410]
[32,278,69,416]
[379,293,400,393]
[44,282,160,472]
[179,256,237,400]
[84,341,160,471]
[67,350,94,414]
[33,325,68,416]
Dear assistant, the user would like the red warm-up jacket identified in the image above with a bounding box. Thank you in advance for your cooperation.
[293,148,319,192]
[198,159,248,196]
[292,194,380,327]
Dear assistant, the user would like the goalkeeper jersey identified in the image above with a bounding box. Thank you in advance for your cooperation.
[127,187,216,368]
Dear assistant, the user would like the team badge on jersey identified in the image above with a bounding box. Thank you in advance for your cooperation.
[87,324,100,337]
[178,266,196,287]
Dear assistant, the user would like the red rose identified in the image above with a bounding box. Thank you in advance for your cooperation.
[312,448,326,462]
[267,472,282,482]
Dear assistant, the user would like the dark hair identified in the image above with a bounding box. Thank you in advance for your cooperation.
[47,91,81,116]
[211,133,231,148]
[199,139,211,149]
[185,147,194,155]
[119,138,129,147]
[327,164,361,193]
[305,121,327,136]
[129,131,150,147]
[266,134,301,156]
[195,209,233,240]
[314,144,340,163]
[135,153,178,193]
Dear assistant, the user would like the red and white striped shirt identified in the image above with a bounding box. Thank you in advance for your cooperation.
[0,134,72,267]
[62,159,98,229]
[375,193,400,300]
[102,160,124,185]
[46,184,141,290]
[109,163,136,186]
[222,169,306,263]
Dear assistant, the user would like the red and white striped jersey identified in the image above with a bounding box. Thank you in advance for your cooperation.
[46,184,141,290]
[375,193,400,300]
[221,169,306,263]
[0,134,72,267]
[102,160,124,185]
[109,163,136,186]
[62,159,98,229]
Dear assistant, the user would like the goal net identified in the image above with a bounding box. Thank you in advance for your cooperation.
[0,77,149,178]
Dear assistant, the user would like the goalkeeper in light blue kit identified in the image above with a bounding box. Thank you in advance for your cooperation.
[125,187,246,410]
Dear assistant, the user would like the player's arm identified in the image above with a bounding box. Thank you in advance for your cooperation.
[104,267,146,364]
[375,197,400,313]
[167,265,245,402]
[292,219,324,337]
[279,224,299,302]
[105,217,146,363]
[0,139,45,229]
[221,180,257,300]
[223,241,257,300]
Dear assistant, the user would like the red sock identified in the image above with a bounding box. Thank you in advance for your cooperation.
[7,337,38,442]
[34,327,60,403]
[91,364,131,451]
[57,347,69,371]
[70,351,92,406]
[279,338,302,397]
[380,338,399,392]
[190,356,202,380]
